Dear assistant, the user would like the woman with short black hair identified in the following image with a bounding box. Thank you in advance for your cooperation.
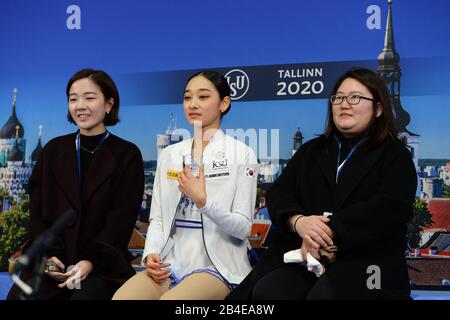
[8,69,144,300]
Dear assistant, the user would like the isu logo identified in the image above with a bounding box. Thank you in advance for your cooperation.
[225,69,250,100]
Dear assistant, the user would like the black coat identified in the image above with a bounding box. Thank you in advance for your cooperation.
[8,132,144,299]
[228,136,417,300]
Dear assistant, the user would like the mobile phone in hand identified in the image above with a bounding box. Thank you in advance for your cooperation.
[45,261,65,273]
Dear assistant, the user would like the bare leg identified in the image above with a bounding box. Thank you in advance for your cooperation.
[160,272,230,300]
[112,271,170,300]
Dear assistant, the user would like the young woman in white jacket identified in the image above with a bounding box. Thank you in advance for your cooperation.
[113,70,258,300]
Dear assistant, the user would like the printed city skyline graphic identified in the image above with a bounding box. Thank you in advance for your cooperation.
[1,0,449,161]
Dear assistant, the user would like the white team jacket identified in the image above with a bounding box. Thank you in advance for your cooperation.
[142,129,258,284]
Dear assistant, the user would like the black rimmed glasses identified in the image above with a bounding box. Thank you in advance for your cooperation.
[330,95,375,105]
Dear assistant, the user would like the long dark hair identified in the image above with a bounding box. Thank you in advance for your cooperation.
[323,67,397,147]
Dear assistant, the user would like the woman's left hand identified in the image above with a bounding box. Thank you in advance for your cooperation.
[178,165,207,208]
[301,238,320,261]
[58,260,93,289]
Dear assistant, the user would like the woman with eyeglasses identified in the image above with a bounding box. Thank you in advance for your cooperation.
[227,67,417,300]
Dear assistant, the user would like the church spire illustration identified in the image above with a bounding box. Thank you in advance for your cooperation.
[377,0,416,136]
[376,0,420,194]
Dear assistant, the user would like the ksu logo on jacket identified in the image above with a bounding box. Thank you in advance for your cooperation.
[205,151,231,180]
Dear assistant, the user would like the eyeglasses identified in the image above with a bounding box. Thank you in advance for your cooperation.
[330,95,375,105]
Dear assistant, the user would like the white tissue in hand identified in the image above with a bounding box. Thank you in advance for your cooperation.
[283,249,304,263]
[283,249,325,277]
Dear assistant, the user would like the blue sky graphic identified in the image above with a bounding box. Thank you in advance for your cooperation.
[0,0,450,160]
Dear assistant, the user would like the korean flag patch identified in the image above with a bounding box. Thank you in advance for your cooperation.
[245,167,256,178]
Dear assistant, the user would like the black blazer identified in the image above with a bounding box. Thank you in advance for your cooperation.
[8,132,144,299]
[228,136,417,300]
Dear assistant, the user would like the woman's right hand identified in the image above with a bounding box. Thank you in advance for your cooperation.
[294,215,334,250]
[145,253,170,284]
[45,256,68,282]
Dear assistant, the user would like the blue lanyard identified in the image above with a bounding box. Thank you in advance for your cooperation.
[334,135,366,183]
[75,131,110,177]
